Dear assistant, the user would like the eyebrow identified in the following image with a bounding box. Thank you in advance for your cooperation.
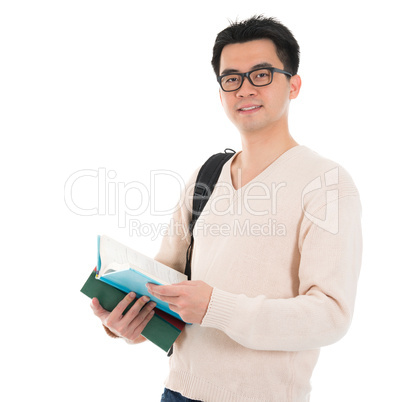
[220,62,274,76]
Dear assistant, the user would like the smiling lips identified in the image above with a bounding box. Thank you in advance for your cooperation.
[238,105,262,112]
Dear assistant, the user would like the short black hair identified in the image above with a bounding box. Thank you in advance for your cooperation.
[211,15,300,78]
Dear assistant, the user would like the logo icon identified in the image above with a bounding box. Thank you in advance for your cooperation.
[301,167,339,234]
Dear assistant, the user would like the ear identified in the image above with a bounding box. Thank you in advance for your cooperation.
[219,89,223,105]
[289,74,302,100]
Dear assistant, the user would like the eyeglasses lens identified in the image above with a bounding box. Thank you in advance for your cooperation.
[221,69,273,91]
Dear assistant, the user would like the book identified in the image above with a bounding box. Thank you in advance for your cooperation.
[81,269,185,352]
[96,235,187,320]
[80,235,188,352]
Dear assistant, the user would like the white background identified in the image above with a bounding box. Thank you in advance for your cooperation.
[1,1,401,401]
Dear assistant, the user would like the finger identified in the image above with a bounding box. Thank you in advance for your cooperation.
[114,300,156,340]
[90,298,110,321]
[139,307,155,329]
[129,308,155,340]
[108,292,137,321]
[121,296,154,324]
[130,301,157,327]
[150,293,180,306]
[90,297,101,311]
[147,283,183,298]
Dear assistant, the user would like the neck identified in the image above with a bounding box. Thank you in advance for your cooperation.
[237,125,298,172]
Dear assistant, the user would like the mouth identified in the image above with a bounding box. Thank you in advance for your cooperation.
[237,105,262,113]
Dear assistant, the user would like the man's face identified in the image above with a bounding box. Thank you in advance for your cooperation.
[218,39,300,136]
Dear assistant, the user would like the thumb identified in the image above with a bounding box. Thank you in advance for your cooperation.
[90,297,110,322]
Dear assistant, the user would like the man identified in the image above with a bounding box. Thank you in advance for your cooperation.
[91,16,362,401]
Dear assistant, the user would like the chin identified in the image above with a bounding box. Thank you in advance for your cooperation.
[237,121,269,134]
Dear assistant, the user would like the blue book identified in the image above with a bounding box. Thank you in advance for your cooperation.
[96,235,187,321]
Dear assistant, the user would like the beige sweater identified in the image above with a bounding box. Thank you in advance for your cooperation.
[154,145,362,402]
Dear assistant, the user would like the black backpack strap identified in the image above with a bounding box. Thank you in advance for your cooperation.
[184,148,236,279]
[168,149,235,356]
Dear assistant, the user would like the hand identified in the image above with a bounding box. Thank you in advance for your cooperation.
[90,292,156,344]
[147,281,213,324]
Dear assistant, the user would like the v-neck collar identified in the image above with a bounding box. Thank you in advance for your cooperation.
[223,145,306,193]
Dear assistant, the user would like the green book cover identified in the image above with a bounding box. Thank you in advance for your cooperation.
[81,269,183,353]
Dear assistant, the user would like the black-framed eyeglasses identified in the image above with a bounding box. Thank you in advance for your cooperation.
[217,67,293,92]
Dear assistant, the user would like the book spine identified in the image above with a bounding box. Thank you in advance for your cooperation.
[96,235,101,277]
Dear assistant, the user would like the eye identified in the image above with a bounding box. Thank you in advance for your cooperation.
[224,76,240,84]
[251,69,272,84]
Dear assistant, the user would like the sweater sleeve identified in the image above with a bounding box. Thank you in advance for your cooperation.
[201,194,363,351]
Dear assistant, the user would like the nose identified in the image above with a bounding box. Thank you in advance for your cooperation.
[236,76,257,98]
